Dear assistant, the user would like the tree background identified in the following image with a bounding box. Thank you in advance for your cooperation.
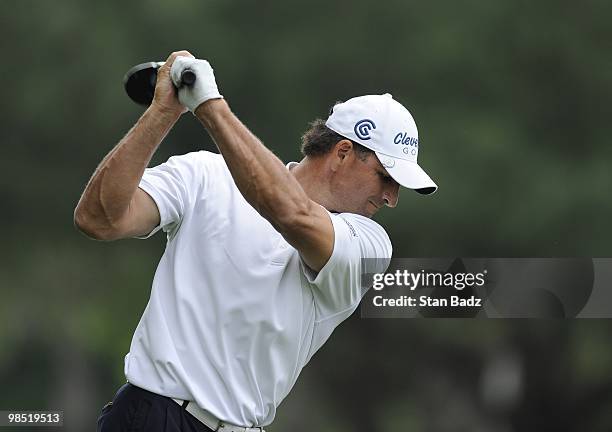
[1,0,612,431]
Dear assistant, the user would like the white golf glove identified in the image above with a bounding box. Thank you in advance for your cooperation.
[170,56,223,112]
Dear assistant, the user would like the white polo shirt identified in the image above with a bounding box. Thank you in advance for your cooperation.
[125,151,391,427]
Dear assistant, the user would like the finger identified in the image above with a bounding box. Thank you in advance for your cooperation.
[170,56,193,87]
[163,50,195,69]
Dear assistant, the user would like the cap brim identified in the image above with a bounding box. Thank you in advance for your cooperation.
[375,152,438,195]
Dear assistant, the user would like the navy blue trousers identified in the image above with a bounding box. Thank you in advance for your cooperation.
[97,383,213,432]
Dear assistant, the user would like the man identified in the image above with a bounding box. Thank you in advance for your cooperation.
[75,50,437,432]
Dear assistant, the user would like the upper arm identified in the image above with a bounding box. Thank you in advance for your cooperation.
[75,187,161,241]
[114,188,161,239]
[295,211,392,318]
[131,151,208,239]
[98,152,208,241]
[279,201,335,273]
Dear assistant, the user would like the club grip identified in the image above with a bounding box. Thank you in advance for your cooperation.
[181,69,196,86]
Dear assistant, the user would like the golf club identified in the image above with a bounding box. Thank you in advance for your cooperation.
[123,62,195,106]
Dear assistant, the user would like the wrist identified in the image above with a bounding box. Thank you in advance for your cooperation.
[194,98,228,125]
[147,102,184,124]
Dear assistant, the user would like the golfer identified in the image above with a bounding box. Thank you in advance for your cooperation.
[75,50,437,432]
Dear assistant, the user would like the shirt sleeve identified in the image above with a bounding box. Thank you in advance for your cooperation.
[136,151,208,239]
[301,211,392,320]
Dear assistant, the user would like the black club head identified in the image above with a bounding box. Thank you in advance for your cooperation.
[123,62,162,106]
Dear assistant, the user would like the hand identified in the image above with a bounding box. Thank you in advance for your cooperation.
[151,50,195,117]
[171,57,223,112]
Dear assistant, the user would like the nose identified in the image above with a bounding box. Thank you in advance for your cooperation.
[382,182,400,208]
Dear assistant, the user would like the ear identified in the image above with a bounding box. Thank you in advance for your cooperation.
[330,140,354,171]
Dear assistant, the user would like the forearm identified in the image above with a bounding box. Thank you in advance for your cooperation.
[194,100,311,229]
[75,105,179,232]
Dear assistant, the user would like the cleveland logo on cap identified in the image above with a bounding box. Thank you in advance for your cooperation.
[394,132,419,148]
[354,119,376,140]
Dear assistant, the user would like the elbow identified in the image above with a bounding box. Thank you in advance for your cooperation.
[73,205,116,241]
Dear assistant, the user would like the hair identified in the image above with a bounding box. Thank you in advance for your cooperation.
[300,102,373,162]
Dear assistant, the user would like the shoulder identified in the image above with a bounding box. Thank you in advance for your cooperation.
[194,150,232,175]
[165,150,229,183]
[150,150,221,175]
[334,213,390,242]
[329,212,392,259]
[165,149,224,163]
[172,150,223,167]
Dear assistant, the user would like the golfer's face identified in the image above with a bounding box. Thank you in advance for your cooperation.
[341,153,400,217]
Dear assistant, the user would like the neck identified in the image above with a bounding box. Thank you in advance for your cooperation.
[290,157,336,211]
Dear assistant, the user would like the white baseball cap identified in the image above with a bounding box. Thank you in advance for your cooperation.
[325,93,437,194]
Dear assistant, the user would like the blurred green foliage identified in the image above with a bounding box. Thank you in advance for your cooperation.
[1,0,611,431]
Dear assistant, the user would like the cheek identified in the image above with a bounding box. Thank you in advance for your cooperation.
[367,178,384,196]
[334,166,380,203]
